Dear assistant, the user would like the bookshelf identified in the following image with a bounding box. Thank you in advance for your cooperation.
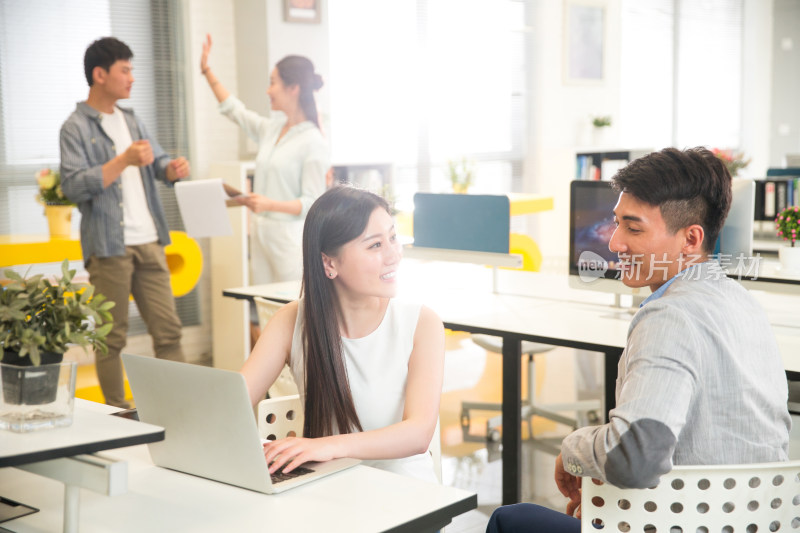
[575,149,651,181]
[753,171,800,252]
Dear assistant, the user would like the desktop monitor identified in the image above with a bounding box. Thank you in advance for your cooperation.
[567,180,639,298]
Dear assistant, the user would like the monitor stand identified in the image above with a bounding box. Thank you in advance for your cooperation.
[606,290,645,319]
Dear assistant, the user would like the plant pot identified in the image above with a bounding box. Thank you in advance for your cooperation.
[1,351,63,404]
[0,352,77,432]
[778,245,800,275]
[44,204,73,238]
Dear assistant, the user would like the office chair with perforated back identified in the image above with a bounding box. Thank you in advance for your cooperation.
[580,460,800,532]
[459,234,601,453]
[253,297,299,398]
[257,395,443,484]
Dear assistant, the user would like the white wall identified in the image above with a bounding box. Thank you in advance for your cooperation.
[741,0,774,177]
[525,0,623,260]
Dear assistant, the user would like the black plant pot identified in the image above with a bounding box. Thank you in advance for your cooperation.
[1,351,64,405]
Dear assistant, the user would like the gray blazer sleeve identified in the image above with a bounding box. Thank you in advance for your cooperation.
[560,304,698,488]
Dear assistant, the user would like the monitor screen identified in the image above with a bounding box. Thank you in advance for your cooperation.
[569,180,620,281]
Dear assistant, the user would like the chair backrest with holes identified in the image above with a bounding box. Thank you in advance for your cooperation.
[257,394,304,441]
[581,460,800,532]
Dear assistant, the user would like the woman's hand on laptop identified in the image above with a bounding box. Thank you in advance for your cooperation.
[263,436,339,474]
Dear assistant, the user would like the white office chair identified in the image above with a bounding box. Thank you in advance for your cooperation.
[253,297,299,398]
[580,460,800,532]
[258,395,443,484]
[460,334,601,455]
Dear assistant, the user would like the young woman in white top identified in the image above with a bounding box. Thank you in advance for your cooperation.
[200,34,329,286]
[240,186,445,483]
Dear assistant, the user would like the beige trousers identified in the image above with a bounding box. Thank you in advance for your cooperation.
[87,243,185,407]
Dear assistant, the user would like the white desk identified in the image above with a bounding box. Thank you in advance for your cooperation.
[1,401,164,468]
[1,400,165,532]
[223,260,800,505]
[3,443,477,532]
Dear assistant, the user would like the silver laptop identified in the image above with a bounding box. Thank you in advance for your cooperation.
[122,353,360,494]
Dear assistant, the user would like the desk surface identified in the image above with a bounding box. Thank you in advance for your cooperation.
[223,260,800,504]
[0,400,164,467]
[4,443,477,532]
[224,262,633,352]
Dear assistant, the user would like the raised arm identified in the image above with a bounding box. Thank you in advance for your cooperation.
[200,34,230,103]
[263,305,446,474]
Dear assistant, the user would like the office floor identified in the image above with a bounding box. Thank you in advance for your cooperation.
[74,332,596,533]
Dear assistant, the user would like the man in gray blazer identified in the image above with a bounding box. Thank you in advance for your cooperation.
[487,147,790,532]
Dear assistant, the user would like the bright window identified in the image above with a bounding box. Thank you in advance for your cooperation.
[620,0,743,150]
[328,0,526,204]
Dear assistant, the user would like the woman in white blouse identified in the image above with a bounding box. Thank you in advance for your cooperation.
[240,186,446,483]
[200,34,330,287]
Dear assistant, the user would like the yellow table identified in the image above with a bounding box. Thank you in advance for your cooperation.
[0,231,202,297]
[507,194,554,272]
[507,193,555,216]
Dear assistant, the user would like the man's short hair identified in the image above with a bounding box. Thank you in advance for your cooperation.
[611,147,732,254]
[84,37,133,86]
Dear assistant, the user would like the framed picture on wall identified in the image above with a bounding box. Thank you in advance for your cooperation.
[284,0,321,24]
[563,0,606,85]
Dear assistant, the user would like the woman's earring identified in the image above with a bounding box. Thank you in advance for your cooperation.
[328,272,334,278]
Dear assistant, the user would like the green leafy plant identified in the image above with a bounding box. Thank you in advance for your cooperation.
[776,206,800,247]
[0,259,114,365]
[36,168,74,206]
[447,157,474,194]
[592,116,612,128]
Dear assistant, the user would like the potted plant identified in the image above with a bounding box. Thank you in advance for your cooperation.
[0,259,113,431]
[448,157,474,194]
[775,205,800,274]
[590,115,612,146]
[35,168,75,238]
[712,148,751,178]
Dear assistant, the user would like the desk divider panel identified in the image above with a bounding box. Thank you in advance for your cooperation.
[412,193,510,254]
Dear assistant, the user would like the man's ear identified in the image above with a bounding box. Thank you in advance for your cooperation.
[92,66,107,85]
[682,224,705,255]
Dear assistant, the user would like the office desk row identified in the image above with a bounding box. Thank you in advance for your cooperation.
[223,260,800,505]
[2,401,476,532]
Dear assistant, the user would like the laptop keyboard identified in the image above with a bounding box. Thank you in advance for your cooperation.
[270,465,315,484]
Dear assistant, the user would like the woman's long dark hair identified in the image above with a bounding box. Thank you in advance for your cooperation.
[276,55,323,129]
[300,186,390,438]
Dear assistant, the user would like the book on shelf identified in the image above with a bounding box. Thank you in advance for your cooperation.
[756,176,800,221]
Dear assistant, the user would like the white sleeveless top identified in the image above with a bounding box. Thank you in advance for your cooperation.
[289,298,437,483]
